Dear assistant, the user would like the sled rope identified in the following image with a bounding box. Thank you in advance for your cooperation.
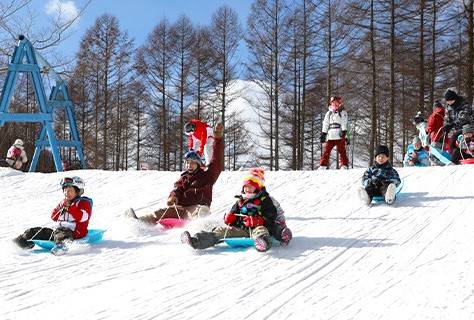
[27,206,65,241]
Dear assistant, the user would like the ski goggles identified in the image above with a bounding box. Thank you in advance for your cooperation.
[61,177,74,185]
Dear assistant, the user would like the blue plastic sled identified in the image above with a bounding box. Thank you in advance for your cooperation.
[372,180,404,203]
[31,229,106,250]
[429,145,452,165]
[222,237,255,248]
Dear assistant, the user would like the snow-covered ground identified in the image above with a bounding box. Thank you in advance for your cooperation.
[1,165,473,320]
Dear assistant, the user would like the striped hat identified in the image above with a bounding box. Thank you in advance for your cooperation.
[243,168,265,191]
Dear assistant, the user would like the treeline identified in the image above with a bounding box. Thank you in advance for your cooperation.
[1,0,473,171]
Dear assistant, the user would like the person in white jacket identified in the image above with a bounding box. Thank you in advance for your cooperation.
[319,96,349,169]
[6,139,28,170]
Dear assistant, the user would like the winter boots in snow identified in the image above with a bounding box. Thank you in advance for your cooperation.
[181,231,219,250]
[384,183,397,205]
[254,235,272,252]
[12,235,34,249]
[279,227,292,247]
[357,186,371,205]
[124,208,138,219]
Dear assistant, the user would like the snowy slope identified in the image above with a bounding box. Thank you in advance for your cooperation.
[1,166,474,320]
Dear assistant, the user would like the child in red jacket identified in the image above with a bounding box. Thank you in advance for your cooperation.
[184,119,214,166]
[13,176,93,249]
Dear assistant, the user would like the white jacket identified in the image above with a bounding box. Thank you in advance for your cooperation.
[415,122,429,148]
[6,146,27,169]
[322,108,348,141]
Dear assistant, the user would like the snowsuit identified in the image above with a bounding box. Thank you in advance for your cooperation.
[14,196,93,248]
[138,136,224,224]
[403,144,430,167]
[444,97,474,152]
[6,145,27,170]
[362,162,401,201]
[320,106,349,167]
[427,106,445,143]
[187,119,214,166]
[188,189,278,250]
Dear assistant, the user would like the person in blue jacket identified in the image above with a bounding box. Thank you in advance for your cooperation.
[358,145,401,205]
[403,136,430,167]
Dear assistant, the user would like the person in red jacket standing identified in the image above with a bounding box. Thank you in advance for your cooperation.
[426,100,446,145]
[184,119,214,166]
[13,176,93,249]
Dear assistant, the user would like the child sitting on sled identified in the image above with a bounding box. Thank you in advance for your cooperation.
[13,176,93,249]
[403,136,430,167]
[358,145,401,205]
[181,168,292,252]
[451,123,474,164]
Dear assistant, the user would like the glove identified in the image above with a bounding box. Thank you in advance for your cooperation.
[213,123,224,139]
[61,198,71,209]
[243,215,265,228]
[443,123,453,133]
[320,133,327,143]
[167,195,177,206]
[224,212,236,225]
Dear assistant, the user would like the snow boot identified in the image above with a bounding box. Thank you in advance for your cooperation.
[51,243,69,256]
[318,166,328,170]
[12,236,34,249]
[357,186,371,205]
[124,208,138,219]
[340,165,348,170]
[181,231,218,249]
[254,235,272,252]
[181,231,196,248]
[384,183,397,205]
[280,227,292,246]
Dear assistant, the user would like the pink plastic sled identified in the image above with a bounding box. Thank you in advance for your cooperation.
[158,218,188,229]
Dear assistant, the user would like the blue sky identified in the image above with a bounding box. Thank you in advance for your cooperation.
[35,0,253,63]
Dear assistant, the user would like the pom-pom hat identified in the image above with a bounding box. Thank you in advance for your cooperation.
[242,168,265,191]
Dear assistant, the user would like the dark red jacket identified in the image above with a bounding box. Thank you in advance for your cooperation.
[171,137,223,207]
[427,106,445,142]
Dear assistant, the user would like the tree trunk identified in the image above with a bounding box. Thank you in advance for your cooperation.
[389,0,396,162]
[369,0,377,164]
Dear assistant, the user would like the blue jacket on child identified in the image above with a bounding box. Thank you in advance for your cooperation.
[403,144,430,167]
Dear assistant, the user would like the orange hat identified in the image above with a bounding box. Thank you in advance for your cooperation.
[243,168,265,191]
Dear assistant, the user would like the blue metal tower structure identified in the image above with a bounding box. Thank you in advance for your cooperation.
[0,35,86,172]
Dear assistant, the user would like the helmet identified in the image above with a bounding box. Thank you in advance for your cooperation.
[14,139,23,147]
[184,122,196,135]
[412,136,422,145]
[462,123,474,134]
[184,150,203,165]
[60,176,85,195]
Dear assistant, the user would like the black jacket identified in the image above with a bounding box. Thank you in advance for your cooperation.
[445,97,473,131]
